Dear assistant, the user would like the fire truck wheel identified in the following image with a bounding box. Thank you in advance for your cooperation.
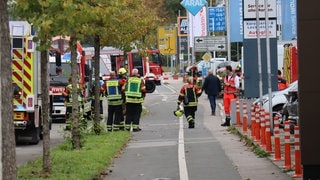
[145,80,156,93]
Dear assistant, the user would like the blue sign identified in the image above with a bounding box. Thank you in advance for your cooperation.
[208,7,226,32]
[181,0,207,16]
[281,0,297,40]
[230,0,243,42]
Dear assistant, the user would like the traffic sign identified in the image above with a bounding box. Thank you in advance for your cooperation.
[180,0,207,16]
[202,52,211,61]
[194,36,227,52]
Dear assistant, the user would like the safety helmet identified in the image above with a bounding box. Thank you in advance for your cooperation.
[118,68,127,75]
[173,109,184,117]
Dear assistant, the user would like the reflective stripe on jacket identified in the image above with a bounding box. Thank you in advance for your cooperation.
[64,84,83,106]
[124,77,144,103]
[224,75,237,94]
[106,79,122,105]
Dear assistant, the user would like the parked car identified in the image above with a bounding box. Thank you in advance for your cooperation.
[253,80,298,117]
[281,90,299,134]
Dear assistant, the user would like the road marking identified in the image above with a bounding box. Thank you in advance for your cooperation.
[178,115,189,180]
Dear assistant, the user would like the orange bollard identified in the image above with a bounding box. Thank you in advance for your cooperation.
[293,126,302,178]
[242,101,248,134]
[283,121,291,169]
[260,109,266,147]
[273,116,282,161]
[250,104,256,139]
[236,100,241,127]
[254,105,261,142]
[265,112,272,153]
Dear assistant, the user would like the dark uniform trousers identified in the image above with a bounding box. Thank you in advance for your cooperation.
[107,105,122,131]
[184,106,197,127]
[125,103,142,130]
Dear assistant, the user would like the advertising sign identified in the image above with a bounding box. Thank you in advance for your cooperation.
[230,0,243,42]
[181,0,207,16]
[243,20,277,39]
[243,0,277,19]
[281,0,297,40]
[178,16,188,37]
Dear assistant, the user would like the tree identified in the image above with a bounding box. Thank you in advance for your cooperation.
[0,0,18,179]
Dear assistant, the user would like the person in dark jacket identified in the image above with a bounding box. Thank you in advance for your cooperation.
[202,69,222,116]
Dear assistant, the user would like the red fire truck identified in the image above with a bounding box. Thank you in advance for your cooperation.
[49,36,92,121]
[85,47,164,93]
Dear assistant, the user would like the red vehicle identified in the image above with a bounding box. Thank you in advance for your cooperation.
[126,49,164,93]
[49,36,92,121]
[92,47,164,93]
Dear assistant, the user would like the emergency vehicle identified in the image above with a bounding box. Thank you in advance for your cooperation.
[84,47,164,93]
[49,36,93,120]
[10,21,52,144]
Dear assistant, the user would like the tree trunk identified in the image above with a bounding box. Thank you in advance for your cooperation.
[40,42,51,173]
[0,1,18,179]
[70,35,81,149]
[94,35,101,134]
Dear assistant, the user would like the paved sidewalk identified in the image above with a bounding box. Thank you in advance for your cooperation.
[218,101,303,180]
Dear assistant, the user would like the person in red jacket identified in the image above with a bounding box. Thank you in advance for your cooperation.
[221,65,239,127]
[278,70,288,90]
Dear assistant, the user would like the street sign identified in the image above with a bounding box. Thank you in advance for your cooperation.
[194,36,227,52]
[208,7,226,32]
[157,26,177,55]
[180,0,207,16]
[202,52,211,61]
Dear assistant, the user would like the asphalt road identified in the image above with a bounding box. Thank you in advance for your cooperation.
[104,79,291,180]
[16,123,65,167]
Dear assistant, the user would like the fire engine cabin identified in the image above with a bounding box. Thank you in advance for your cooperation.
[10,21,52,144]
[49,36,92,119]
[126,49,164,93]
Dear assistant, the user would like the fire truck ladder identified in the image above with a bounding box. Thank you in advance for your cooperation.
[11,24,26,106]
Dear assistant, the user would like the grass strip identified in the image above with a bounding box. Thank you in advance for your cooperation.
[18,131,130,180]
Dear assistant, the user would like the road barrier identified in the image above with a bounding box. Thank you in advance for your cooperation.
[242,101,248,134]
[250,104,256,139]
[254,105,261,142]
[227,100,303,177]
[260,108,266,147]
[293,125,302,178]
[283,121,291,169]
[265,112,272,153]
[236,100,241,127]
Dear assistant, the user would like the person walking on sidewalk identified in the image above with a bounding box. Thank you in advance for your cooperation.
[123,68,146,132]
[103,71,124,131]
[221,65,239,126]
[202,69,222,116]
[177,77,202,128]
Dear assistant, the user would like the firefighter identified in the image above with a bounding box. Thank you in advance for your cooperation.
[177,77,202,128]
[221,65,240,127]
[118,67,127,130]
[103,71,123,131]
[278,70,288,90]
[123,68,146,132]
[62,77,83,130]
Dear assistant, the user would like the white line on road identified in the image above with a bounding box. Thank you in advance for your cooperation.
[178,115,188,180]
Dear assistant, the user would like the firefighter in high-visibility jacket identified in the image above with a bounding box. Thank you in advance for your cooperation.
[102,71,123,131]
[221,65,240,127]
[177,77,202,128]
[62,77,83,130]
[122,68,146,132]
[118,68,128,130]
